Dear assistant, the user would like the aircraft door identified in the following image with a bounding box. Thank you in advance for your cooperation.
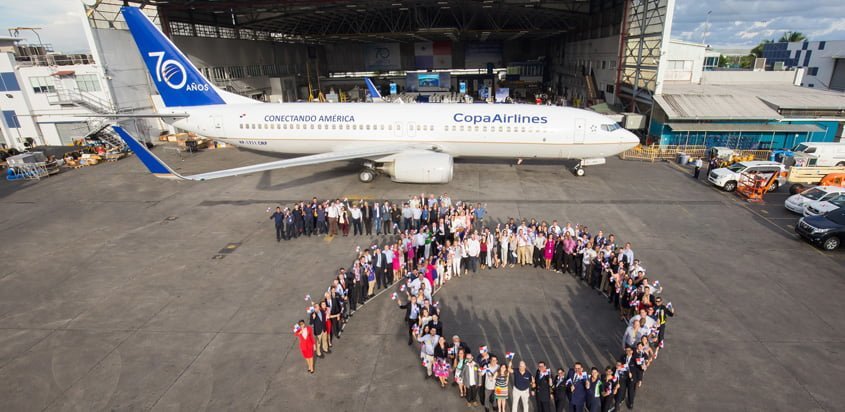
[211,116,224,136]
[574,118,585,144]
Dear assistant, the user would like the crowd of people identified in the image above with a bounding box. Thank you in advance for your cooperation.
[289,193,676,410]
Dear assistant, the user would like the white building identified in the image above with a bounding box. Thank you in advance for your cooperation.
[0,37,118,150]
[762,40,845,91]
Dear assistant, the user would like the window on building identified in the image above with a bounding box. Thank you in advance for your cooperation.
[808,67,819,76]
[0,72,21,92]
[803,50,812,67]
[30,76,56,94]
[170,21,193,36]
[218,27,236,39]
[227,66,244,79]
[76,74,100,92]
[246,65,261,77]
[819,41,826,50]
[2,110,20,128]
[808,84,815,88]
[211,67,226,80]
[194,24,217,38]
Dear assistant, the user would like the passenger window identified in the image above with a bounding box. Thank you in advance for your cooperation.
[388,125,393,131]
[498,126,503,132]
[451,125,456,131]
[310,124,315,129]
[460,126,465,132]
[483,126,488,132]
[506,126,511,132]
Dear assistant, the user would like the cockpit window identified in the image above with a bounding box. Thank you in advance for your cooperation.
[600,123,622,132]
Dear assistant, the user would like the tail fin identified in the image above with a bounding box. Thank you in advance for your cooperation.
[121,7,224,107]
[364,78,383,100]
[111,126,183,179]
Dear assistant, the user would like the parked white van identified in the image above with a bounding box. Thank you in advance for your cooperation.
[785,186,845,214]
[803,193,845,216]
[707,161,787,192]
[791,142,845,167]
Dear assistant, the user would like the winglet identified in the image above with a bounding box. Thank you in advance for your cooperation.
[111,126,183,180]
[364,78,382,100]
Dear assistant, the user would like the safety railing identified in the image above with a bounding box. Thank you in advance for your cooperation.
[619,145,772,163]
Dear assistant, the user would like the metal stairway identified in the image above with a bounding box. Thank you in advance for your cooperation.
[47,82,115,114]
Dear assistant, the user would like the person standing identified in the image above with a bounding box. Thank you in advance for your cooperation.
[362,200,372,235]
[693,157,703,179]
[587,367,603,412]
[463,353,481,406]
[293,320,315,374]
[482,355,500,412]
[416,327,440,378]
[511,361,532,412]
[566,362,589,412]
[553,368,568,412]
[601,367,616,412]
[339,205,350,236]
[270,206,284,241]
[309,303,328,357]
[327,200,339,236]
[466,233,481,274]
[284,209,295,241]
[397,295,421,345]
[534,361,554,412]
[620,347,637,409]
[350,202,363,236]
[316,203,327,234]
[653,296,674,355]
[303,202,314,237]
[494,363,512,412]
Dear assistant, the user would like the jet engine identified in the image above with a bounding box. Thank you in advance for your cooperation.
[379,151,453,183]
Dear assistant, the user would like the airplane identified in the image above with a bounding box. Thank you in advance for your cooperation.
[112,6,640,184]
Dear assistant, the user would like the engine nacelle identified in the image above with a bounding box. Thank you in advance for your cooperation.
[381,151,453,183]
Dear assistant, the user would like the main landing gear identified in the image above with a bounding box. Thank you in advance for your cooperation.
[358,161,377,183]
[572,163,586,177]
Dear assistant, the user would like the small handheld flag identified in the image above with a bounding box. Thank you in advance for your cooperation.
[356,246,361,253]
[505,352,515,360]
[306,306,315,314]
[391,292,398,300]
[666,302,673,309]
[400,285,406,292]
[479,345,488,354]
[304,294,311,302]
[292,324,301,334]
[433,300,440,308]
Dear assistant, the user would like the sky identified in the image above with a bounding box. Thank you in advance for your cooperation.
[0,0,844,54]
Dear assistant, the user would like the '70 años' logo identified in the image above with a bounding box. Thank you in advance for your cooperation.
[147,51,208,91]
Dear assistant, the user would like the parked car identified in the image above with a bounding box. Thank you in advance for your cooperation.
[784,186,845,214]
[804,193,845,217]
[707,161,787,192]
[795,207,845,251]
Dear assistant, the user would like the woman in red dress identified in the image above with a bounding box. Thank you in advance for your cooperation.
[294,320,315,373]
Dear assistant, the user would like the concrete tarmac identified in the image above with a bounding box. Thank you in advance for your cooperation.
[0,146,842,411]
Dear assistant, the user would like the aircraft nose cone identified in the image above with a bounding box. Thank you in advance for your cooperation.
[623,130,640,147]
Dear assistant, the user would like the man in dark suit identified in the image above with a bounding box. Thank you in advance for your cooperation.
[620,346,638,409]
[303,202,314,236]
[373,246,386,290]
[396,295,421,345]
[373,201,383,235]
[309,303,327,357]
[362,201,373,235]
[533,361,554,412]
[427,314,443,337]
[566,362,589,412]
[270,206,284,241]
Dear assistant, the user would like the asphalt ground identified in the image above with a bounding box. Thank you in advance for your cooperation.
[0,146,843,411]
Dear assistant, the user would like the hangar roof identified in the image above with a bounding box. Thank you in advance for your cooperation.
[128,0,611,43]
[657,83,845,120]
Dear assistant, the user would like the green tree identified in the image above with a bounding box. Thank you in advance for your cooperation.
[718,54,728,68]
[778,31,806,42]
[740,55,756,69]
[751,39,773,58]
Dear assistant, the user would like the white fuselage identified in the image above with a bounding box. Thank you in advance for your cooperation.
[166,102,639,159]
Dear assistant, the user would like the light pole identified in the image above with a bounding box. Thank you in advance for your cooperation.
[702,11,712,45]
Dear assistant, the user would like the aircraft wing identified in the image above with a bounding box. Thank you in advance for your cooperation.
[111,125,434,181]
